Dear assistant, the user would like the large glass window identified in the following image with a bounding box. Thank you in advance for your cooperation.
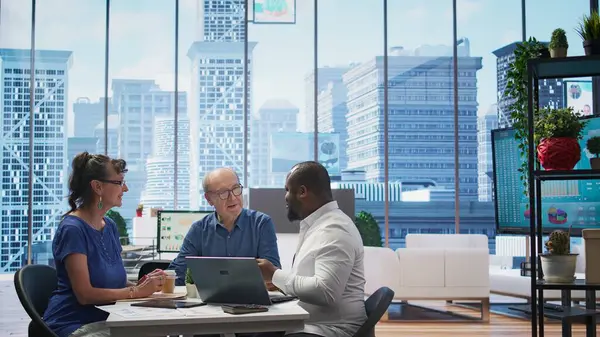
[456,0,523,254]
[0,0,33,273]
[386,0,455,248]
[248,0,315,267]
[29,0,106,268]
[108,0,176,232]
[317,0,384,245]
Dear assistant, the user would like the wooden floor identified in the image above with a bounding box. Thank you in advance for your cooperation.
[0,277,595,336]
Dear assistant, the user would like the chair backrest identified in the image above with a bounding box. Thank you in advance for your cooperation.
[137,260,172,280]
[13,264,59,337]
[352,287,395,337]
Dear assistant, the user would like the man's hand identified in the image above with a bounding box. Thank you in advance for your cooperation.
[256,258,278,282]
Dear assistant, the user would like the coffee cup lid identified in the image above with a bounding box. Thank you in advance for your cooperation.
[165,270,176,276]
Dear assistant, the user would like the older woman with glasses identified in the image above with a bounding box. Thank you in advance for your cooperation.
[168,167,281,287]
[43,152,167,337]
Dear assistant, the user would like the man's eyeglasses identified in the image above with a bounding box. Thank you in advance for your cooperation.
[211,185,243,200]
[99,179,126,187]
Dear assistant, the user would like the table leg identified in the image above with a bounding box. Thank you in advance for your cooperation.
[538,290,545,337]
[562,289,572,337]
[586,290,596,337]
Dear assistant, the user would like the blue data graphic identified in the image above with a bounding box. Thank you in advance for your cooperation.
[492,116,600,234]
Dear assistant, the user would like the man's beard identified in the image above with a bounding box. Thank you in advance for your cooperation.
[287,205,301,222]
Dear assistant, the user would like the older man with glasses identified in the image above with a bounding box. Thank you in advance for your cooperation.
[169,167,281,286]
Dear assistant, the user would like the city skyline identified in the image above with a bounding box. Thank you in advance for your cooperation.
[1,0,591,137]
[0,0,596,272]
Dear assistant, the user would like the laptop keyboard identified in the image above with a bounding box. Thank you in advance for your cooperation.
[269,295,297,304]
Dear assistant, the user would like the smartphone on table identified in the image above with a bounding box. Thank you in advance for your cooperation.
[221,304,269,315]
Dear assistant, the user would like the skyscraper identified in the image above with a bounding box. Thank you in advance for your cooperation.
[188,0,255,209]
[73,97,109,137]
[303,66,349,132]
[493,42,564,128]
[0,48,72,272]
[140,115,191,211]
[250,99,298,187]
[477,104,499,202]
[344,41,482,200]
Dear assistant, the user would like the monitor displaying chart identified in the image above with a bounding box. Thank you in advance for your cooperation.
[157,210,211,252]
[492,115,600,235]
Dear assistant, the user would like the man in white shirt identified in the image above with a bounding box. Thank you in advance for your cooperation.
[257,161,367,337]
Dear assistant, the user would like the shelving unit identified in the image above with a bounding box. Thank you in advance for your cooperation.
[526,56,600,337]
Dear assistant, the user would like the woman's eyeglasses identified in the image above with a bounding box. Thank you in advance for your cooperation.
[99,179,126,187]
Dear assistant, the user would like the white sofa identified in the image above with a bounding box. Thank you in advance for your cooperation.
[364,234,490,321]
[489,242,600,300]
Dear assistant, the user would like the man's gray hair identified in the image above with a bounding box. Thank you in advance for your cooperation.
[202,167,240,192]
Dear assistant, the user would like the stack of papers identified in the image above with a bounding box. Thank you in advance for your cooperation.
[99,305,183,319]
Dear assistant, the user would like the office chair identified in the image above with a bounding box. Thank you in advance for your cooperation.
[353,287,395,337]
[137,260,172,280]
[14,264,59,337]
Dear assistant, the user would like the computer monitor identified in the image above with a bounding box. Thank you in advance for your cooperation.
[492,115,600,236]
[156,210,211,253]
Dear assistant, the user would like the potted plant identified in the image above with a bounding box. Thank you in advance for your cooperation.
[136,203,143,217]
[540,228,578,283]
[185,268,198,298]
[549,28,568,58]
[504,37,549,200]
[576,10,600,56]
[535,107,587,170]
[587,136,600,169]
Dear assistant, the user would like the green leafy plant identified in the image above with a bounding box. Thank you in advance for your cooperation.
[504,37,548,200]
[354,211,382,247]
[544,229,571,255]
[185,268,194,285]
[549,28,568,49]
[534,107,587,145]
[106,209,129,245]
[576,10,600,41]
[587,136,600,157]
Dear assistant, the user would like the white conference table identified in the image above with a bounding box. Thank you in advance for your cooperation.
[100,286,309,337]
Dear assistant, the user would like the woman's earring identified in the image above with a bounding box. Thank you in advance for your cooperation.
[97,196,103,210]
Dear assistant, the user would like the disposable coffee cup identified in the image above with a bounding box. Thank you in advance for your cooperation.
[162,270,177,294]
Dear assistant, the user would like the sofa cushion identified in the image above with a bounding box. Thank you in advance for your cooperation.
[396,248,445,287]
[406,234,489,249]
[363,246,401,295]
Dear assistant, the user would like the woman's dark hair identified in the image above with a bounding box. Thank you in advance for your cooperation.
[65,152,128,215]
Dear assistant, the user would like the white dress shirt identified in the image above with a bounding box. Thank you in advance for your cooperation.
[272,201,367,337]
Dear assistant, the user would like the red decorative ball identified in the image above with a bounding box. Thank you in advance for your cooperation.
[537,137,581,170]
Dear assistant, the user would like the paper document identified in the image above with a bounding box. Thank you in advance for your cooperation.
[99,305,183,319]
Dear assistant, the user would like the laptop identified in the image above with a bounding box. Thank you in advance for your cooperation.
[185,256,297,306]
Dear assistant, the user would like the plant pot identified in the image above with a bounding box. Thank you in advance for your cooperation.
[186,284,198,298]
[583,40,600,56]
[136,210,143,217]
[591,158,600,170]
[540,254,578,283]
[537,137,581,170]
[583,229,600,283]
[550,47,567,58]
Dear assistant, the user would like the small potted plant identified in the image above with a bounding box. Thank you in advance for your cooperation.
[576,10,600,56]
[540,228,578,283]
[136,203,143,217]
[587,136,600,169]
[535,107,587,170]
[549,28,568,58]
[185,268,198,298]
